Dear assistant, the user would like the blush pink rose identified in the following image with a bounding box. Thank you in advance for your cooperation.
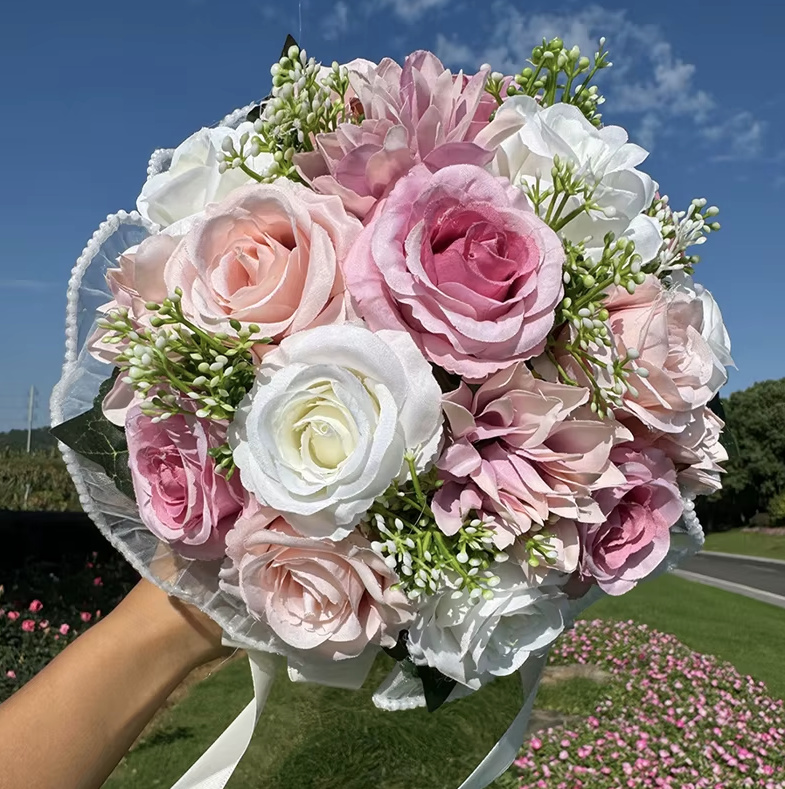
[578,446,683,595]
[89,234,179,365]
[164,181,362,338]
[219,501,413,660]
[434,363,626,547]
[296,51,497,219]
[28,600,43,613]
[126,406,244,559]
[604,275,722,433]
[343,164,565,378]
[21,620,35,632]
[6,611,20,622]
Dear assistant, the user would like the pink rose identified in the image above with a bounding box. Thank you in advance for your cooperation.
[5,670,16,679]
[219,501,413,660]
[578,446,683,595]
[604,276,721,433]
[21,620,35,632]
[28,600,43,613]
[80,612,92,623]
[59,624,70,636]
[434,364,626,547]
[163,181,362,339]
[7,611,19,621]
[126,406,244,559]
[89,234,178,365]
[343,165,564,378]
[296,51,496,219]
[39,620,49,629]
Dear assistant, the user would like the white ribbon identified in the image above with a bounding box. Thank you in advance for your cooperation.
[168,647,547,789]
[169,650,278,789]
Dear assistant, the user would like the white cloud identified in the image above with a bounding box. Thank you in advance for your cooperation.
[702,111,766,161]
[0,279,58,291]
[378,0,451,22]
[434,3,763,159]
[324,0,350,40]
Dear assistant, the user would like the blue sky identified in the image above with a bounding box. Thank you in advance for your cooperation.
[0,0,782,431]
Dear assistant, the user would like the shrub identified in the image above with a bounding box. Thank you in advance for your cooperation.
[509,620,785,788]
[0,551,138,701]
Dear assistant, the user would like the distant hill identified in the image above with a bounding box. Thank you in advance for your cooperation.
[0,427,57,452]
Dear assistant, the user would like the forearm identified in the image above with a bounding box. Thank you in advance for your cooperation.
[0,580,226,789]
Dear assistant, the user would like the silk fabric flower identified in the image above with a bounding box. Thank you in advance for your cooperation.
[343,164,564,378]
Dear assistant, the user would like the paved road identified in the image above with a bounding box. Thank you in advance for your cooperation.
[681,552,785,598]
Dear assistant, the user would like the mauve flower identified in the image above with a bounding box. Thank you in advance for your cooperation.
[21,620,35,632]
[59,624,70,636]
[579,445,683,595]
[164,181,362,339]
[219,500,413,660]
[39,620,49,629]
[80,612,92,623]
[619,407,727,497]
[603,275,722,433]
[93,577,103,587]
[7,611,19,621]
[296,51,496,219]
[343,164,564,378]
[434,363,627,547]
[28,600,43,613]
[126,407,244,559]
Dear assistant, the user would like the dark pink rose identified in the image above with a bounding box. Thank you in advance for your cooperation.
[28,600,43,613]
[21,620,35,632]
[296,51,496,219]
[578,446,683,595]
[343,164,564,378]
[126,407,244,559]
[219,500,413,660]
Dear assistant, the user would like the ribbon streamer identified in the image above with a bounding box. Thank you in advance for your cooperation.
[168,648,548,789]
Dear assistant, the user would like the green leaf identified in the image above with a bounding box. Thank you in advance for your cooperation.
[246,34,301,124]
[383,630,457,712]
[50,370,136,500]
[416,663,458,713]
[708,394,740,462]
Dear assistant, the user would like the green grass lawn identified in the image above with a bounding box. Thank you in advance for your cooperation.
[105,574,785,789]
[703,529,785,561]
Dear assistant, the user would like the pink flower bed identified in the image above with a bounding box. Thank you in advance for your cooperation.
[512,620,785,788]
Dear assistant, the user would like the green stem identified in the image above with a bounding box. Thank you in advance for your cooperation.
[405,456,427,506]
[239,162,265,183]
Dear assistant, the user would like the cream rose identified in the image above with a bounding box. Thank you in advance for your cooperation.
[477,96,661,262]
[407,563,567,690]
[229,324,443,540]
[137,122,274,227]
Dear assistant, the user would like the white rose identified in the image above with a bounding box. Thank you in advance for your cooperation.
[407,564,567,690]
[137,122,274,227]
[669,271,734,370]
[477,96,659,261]
[229,324,443,540]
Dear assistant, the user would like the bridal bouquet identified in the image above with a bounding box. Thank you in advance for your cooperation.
[52,34,731,788]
